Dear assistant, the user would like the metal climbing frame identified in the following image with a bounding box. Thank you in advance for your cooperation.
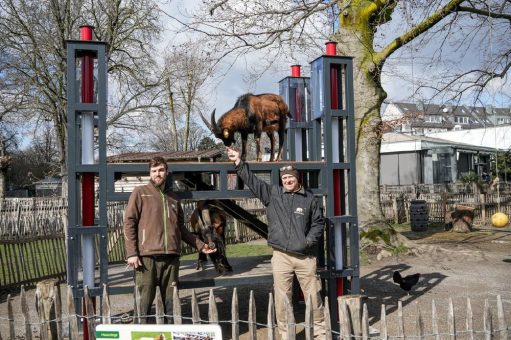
[65,32,359,332]
[279,44,360,323]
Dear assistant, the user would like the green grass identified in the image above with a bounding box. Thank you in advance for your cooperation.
[181,243,272,260]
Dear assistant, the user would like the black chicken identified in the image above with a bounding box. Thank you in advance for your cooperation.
[393,271,420,292]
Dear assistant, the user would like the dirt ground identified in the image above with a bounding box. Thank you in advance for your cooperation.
[1,225,511,339]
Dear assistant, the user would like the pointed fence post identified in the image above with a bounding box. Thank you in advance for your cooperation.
[285,295,296,340]
[448,298,456,340]
[484,299,492,340]
[36,279,62,340]
[337,297,351,340]
[84,286,96,340]
[380,304,387,340]
[304,294,313,340]
[416,302,424,340]
[267,292,275,340]
[66,286,79,339]
[361,303,369,340]
[232,288,240,340]
[432,299,440,340]
[324,297,332,340]
[21,286,33,340]
[248,290,257,340]
[496,295,507,340]
[398,301,405,339]
[466,298,474,340]
[102,284,111,324]
[208,289,219,324]
[155,286,164,325]
[173,288,182,325]
[191,290,200,324]
[7,294,15,340]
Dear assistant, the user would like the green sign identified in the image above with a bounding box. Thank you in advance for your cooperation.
[96,331,120,338]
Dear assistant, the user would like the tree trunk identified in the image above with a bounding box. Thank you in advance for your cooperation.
[333,26,387,229]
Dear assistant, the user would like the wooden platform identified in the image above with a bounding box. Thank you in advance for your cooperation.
[106,255,273,295]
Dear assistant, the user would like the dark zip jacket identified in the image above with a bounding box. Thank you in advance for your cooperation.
[124,181,204,258]
[236,161,325,255]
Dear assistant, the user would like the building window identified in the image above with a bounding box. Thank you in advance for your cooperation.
[454,116,469,124]
[425,115,442,123]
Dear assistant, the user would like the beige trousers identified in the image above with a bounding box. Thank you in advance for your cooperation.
[271,249,325,339]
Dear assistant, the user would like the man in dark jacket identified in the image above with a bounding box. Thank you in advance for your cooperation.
[227,147,325,339]
[124,156,215,323]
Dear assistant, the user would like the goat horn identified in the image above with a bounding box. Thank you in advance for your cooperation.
[199,109,213,131]
[210,109,220,133]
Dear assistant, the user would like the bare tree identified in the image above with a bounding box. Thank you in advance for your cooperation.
[173,0,510,229]
[145,39,217,151]
[0,0,163,189]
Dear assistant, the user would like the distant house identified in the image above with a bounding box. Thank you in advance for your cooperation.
[34,176,62,197]
[383,102,511,135]
[380,133,495,185]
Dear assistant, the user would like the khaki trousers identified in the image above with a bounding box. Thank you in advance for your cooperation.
[272,249,325,339]
[135,255,179,323]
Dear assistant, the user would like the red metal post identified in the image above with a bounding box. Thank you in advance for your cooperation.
[291,64,301,77]
[79,25,95,340]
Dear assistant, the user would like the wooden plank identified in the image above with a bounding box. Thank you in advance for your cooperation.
[232,288,240,340]
[432,299,440,340]
[304,294,313,340]
[66,286,79,339]
[466,297,474,340]
[20,286,32,340]
[7,294,15,340]
[248,290,257,340]
[173,288,182,325]
[155,286,164,324]
[484,299,492,340]
[191,290,200,324]
[496,295,507,340]
[324,297,332,340]
[267,292,275,340]
[102,284,112,324]
[448,297,456,340]
[208,289,219,323]
[380,304,387,340]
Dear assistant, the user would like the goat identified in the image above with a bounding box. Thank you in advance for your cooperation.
[189,200,232,274]
[200,93,289,161]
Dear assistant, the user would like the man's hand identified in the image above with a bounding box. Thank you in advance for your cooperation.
[227,147,241,165]
[127,256,142,269]
[201,244,217,254]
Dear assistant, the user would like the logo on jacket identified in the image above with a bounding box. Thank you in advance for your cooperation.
[294,207,305,215]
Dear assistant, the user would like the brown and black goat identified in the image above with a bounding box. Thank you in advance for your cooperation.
[189,200,232,274]
[200,93,290,161]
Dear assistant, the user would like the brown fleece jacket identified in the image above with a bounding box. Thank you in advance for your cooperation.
[123,181,204,258]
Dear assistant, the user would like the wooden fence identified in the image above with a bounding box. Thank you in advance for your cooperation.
[0,198,265,293]
[380,192,511,226]
[1,280,509,340]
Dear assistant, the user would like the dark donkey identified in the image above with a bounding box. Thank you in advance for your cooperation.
[189,200,232,274]
[200,93,290,161]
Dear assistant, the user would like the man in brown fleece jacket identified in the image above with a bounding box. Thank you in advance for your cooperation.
[124,156,215,323]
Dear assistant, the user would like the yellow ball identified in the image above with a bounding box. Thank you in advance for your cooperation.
[491,212,509,228]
